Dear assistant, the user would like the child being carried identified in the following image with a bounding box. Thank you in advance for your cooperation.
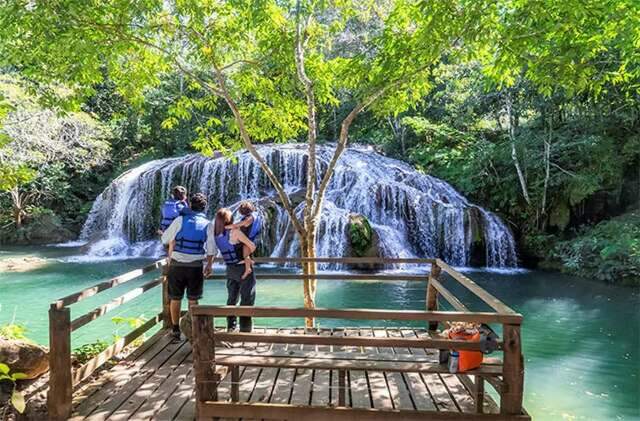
[226,201,262,279]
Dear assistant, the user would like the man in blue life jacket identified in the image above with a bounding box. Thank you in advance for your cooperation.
[158,185,189,235]
[161,193,216,342]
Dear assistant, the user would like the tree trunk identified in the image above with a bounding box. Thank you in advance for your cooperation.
[14,207,22,228]
[505,92,531,205]
[541,116,552,229]
[301,229,318,328]
[10,187,23,228]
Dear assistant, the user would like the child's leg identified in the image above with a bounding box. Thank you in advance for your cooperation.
[241,244,253,279]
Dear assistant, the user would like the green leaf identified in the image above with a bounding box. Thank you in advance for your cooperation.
[11,389,26,413]
[12,372,28,380]
[0,362,9,374]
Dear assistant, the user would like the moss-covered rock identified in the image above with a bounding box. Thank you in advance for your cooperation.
[347,213,383,270]
[348,214,374,257]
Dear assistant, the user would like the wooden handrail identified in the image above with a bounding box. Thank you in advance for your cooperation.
[214,331,491,351]
[70,277,163,331]
[53,260,166,308]
[240,257,436,264]
[205,273,428,281]
[429,277,470,312]
[190,305,523,324]
[436,259,516,315]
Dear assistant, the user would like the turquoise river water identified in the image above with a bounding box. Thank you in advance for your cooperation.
[0,246,638,420]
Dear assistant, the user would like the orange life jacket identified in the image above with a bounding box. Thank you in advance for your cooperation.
[449,330,483,372]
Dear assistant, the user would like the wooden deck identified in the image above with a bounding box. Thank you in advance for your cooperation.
[70,327,499,420]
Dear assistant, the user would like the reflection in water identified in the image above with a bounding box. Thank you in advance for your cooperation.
[0,248,638,420]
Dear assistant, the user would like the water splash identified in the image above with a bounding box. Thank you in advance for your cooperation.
[78,144,518,267]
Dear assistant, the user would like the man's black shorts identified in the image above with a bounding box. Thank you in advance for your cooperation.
[167,262,204,300]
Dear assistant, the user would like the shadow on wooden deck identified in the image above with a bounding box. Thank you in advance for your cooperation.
[70,327,499,421]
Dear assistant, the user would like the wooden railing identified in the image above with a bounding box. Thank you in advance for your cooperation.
[190,257,526,419]
[48,256,525,420]
[47,259,169,420]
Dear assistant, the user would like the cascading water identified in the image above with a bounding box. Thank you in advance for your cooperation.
[78,144,518,267]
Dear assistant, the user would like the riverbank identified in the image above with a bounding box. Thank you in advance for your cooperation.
[0,246,639,419]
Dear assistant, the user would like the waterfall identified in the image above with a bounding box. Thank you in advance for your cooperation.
[79,144,518,267]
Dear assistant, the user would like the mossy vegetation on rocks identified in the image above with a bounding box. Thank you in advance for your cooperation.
[348,214,375,257]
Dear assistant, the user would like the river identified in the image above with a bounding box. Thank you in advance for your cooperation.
[0,246,638,420]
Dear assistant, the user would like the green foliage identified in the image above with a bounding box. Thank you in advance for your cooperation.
[112,315,148,347]
[552,212,640,285]
[0,164,36,192]
[0,362,27,414]
[349,216,373,257]
[72,340,109,365]
[0,324,28,341]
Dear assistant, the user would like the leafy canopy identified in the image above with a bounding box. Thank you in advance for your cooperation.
[0,1,508,153]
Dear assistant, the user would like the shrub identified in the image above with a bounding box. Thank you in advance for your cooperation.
[72,340,110,365]
[553,212,640,285]
[0,324,28,341]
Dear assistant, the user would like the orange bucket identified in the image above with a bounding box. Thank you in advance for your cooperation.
[448,330,483,372]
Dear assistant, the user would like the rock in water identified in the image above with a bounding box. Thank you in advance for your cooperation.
[0,338,49,379]
[0,257,49,273]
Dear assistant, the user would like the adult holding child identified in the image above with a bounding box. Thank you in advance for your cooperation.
[210,208,257,332]
[162,193,217,342]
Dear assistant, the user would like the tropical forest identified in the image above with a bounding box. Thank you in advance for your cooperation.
[0,1,638,420]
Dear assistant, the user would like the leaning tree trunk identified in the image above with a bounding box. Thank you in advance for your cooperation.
[301,228,318,328]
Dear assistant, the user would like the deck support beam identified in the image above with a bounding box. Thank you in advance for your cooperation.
[426,263,441,331]
[48,304,72,420]
[192,313,217,410]
[501,324,524,415]
[161,264,171,329]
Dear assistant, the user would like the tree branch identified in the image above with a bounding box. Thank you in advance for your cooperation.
[295,0,318,233]
[210,60,306,237]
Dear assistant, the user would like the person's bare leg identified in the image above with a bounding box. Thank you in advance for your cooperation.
[170,299,181,326]
[170,299,182,341]
[241,244,253,279]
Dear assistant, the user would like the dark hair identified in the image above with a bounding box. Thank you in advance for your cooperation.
[238,201,255,216]
[172,185,187,200]
[190,193,207,212]
[214,208,233,236]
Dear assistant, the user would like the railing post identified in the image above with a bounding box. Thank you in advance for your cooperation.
[474,375,485,413]
[192,312,216,415]
[161,264,171,329]
[48,304,72,420]
[426,261,441,331]
[501,324,524,415]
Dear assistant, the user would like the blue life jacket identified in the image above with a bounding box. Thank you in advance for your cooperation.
[160,199,187,231]
[243,212,262,241]
[174,212,209,255]
[215,230,240,265]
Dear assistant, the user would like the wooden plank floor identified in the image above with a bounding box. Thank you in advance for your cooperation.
[71,327,499,420]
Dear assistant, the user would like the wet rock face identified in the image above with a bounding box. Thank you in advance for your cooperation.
[0,338,49,380]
